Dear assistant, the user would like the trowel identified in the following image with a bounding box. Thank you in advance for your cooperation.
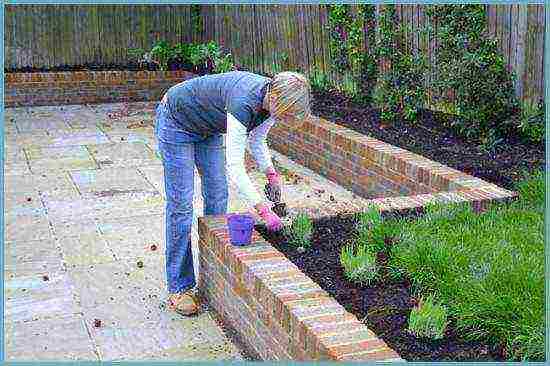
[264,182,293,225]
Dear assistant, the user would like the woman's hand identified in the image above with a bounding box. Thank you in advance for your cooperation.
[256,202,283,231]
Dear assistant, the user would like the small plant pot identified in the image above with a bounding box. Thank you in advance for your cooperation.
[227,214,255,246]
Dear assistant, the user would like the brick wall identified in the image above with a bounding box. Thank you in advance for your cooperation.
[268,116,517,206]
[197,215,405,362]
[4,70,195,107]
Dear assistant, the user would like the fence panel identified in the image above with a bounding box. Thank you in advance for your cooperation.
[4,4,545,102]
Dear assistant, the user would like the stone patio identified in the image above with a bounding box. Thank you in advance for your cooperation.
[3,101,371,361]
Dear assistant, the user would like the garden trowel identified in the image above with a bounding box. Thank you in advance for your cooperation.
[264,182,290,222]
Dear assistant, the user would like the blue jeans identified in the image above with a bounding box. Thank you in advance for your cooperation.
[155,102,228,294]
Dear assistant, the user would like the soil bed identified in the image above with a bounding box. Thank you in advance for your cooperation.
[310,89,544,191]
[256,213,506,362]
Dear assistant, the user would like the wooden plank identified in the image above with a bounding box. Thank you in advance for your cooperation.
[503,5,512,73]
[249,4,257,70]
[534,5,544,102]
[524,5,538,101]
[5,6,14,69]
[492,5,497,38]
[509,4,518,76]
[14,5,23,68]
[514,5,528,99]
[64,5,73,66]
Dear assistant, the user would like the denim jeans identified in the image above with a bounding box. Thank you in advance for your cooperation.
[155,102,228,294]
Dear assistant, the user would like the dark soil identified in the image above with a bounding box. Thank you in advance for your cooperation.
[310,89,545,192]
[256,214,507,362]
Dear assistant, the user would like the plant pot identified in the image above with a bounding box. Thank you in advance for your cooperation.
[227,214,254,246]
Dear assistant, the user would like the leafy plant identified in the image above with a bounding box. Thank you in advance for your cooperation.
[339,72,360,100]
[150,40,174,71]
[326,5,378,105]
[408,294,448,339]
[340,242,378,285]
[374,5,427,124]
[355,206,402,255]
[426,5,519,141]
[309,67,331,93]
[213,53,234,73]
[288,213,313,250]
[502,99,545,144]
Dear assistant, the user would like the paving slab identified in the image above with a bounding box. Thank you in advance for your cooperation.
[4,171,77,194]
[4,314,99,361]
[70,168,157,198]
[88,142,160,168]
[4,239,64,279]
[26,145,98,173]
[4,101,374,362]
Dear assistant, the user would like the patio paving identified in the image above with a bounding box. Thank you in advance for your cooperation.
[3,101,371,361]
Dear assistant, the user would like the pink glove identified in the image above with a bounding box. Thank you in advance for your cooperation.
[265,167,282,186]
[257,203,283,231]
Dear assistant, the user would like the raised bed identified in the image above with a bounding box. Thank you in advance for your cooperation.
[197,114,517,361]
[4,70,195,107]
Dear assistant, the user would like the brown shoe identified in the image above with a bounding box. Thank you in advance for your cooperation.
[166,291,199,316]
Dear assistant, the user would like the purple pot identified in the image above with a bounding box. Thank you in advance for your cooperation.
[227,214,254,246]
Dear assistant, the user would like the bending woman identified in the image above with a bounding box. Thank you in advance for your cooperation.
[154,70,311,316]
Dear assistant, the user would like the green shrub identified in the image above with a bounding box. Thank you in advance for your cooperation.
[374,5,427,124]
[340,242,378,285]
[408,294,448,339]
[288,213,313,250]
[427,5,519,141]
[502,99,545,144]
[388,171,545,360]
[150,40,174,71]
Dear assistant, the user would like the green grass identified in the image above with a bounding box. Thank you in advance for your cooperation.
[386,169,545,360]
[408,294,449,339]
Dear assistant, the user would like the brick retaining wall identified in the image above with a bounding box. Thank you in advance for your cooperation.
[201,115,517,361]
[268,115,517,209]
[198,215,404,361]
[4,70,195,107]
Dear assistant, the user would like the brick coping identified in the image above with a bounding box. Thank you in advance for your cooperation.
[5,69,193,83]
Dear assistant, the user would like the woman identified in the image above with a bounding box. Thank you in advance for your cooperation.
[154,70,311,316]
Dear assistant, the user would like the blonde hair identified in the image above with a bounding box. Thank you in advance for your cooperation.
[268,71,311,120]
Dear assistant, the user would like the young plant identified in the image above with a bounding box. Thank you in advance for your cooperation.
[213,53,234,73]
[340,242,378,285]
[288,213,313,251]
[339,72,360,100]
[408,294,448,339]
[309,67,331,93]
[150,40,174,71]
[355,205,392,253]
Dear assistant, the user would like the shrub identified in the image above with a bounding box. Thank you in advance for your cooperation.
[374,5,427,124]
[408,294,448,339]
[502,99,545,145]
[427,5,519,141]
[340,242,378,285]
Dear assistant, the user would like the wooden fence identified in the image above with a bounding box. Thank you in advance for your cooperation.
[4,4,545,102]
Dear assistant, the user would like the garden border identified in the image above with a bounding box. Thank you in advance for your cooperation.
[199,115,517,361]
